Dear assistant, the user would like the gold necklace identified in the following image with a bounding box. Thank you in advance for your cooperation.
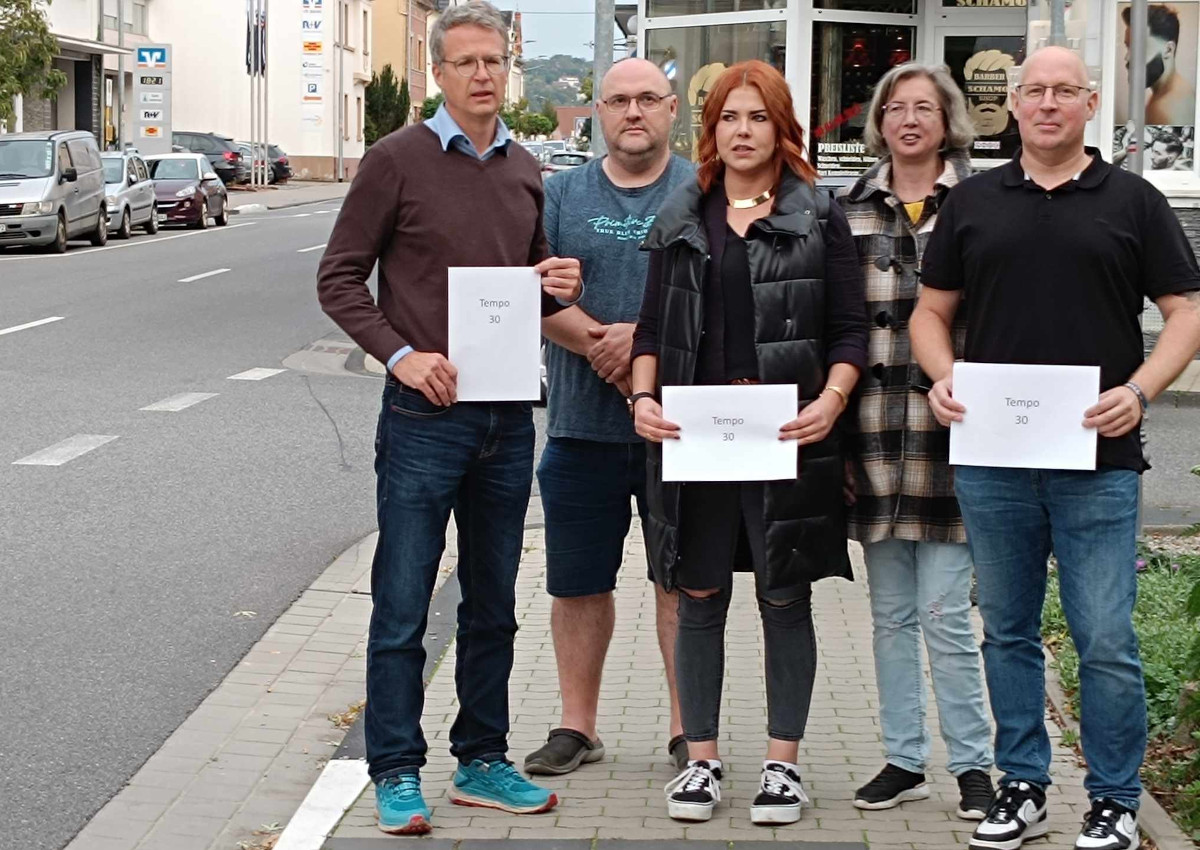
[727,188,773,209]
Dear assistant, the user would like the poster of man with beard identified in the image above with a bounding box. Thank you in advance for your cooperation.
[944,37,1026,159]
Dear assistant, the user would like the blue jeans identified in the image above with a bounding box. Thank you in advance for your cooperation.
[954,466,1145,810]
[863,539,992,777]
[365,379,534,783]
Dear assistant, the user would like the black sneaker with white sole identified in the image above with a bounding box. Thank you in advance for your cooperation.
[1074,799,1138,850]
[853,763,931,810]
[665,760,722,822]
[751,762,809,825]
[958,769,996,820]
[970,781,1050,850]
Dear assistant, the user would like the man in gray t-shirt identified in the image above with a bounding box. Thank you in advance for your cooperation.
[523,58,694,778]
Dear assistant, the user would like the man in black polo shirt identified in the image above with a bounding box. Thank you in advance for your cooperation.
[913,46,1200,850]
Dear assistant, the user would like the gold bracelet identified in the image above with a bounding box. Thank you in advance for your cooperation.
[822,385,850,409]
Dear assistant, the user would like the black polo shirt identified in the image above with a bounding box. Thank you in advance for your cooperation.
[921,147,1200,471]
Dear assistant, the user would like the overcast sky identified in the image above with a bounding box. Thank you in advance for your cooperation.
[493,0,596,60]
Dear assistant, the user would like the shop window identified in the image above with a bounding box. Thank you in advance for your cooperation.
[645,20,786,158]
[942,0,1026,7]
[815,0,917,15]
[647,0,782,15]
[810,22,915,174]
[944,35,1025,160]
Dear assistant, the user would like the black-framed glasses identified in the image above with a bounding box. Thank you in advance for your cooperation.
[880,101,941,121]
[599,92,675,113]
[1013,84,1092,103]
[443,55,511,77]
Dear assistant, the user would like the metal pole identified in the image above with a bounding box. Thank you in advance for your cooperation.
[116,0,125,148]
[263,0,270,187]
[1049,0,1067,47]
[592,0,615,156]
[336,0,344,181]
[1128,0,1148,175]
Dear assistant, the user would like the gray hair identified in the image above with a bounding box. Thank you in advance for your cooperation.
[429,2,509,66]
[863,63,976,157]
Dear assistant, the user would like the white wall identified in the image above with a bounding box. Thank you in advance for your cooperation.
[45,0,101,40]
[148,0,367,163]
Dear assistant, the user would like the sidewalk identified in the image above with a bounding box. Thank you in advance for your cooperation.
[230,180,351,213]
[64,494,1141,850]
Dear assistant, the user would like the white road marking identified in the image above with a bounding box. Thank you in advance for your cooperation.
[228,367,287,381]
[313,209,333,215]
[14,434,119,466]
[273,759,369,850]
[140,392,219,412]
[0,222,258,262]
[297,243,327,253]
[0,316,65,337]
[290,213,312,218]
[178,268,231,283]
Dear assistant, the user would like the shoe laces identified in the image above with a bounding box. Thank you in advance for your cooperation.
[762,764,810,804]
[861,763,918,794]
[959,770,993,798]
[379,774,422,802]
[1081,800,1130,838]
[664,762,720,802]
[987,782,1035,823]
[482,760,537,792]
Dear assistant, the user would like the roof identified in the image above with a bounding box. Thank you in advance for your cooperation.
[0,130,97,142]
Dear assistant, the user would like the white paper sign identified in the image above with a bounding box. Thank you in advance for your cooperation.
[949,362,1101,471]
[662,384,799,482]
[448,267,542,402]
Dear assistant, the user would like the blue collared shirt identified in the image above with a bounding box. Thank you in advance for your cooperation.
[386,105,516,372]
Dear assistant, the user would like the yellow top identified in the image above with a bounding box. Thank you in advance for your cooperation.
[903,200,925,224]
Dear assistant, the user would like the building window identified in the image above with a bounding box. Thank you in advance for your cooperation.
[343,1,353,50]
[132,0,147,35]
[647,0,781,15]
[644,20,786,159]
[814,0,916,14]
[357,96,363,140]
[809,22,916,175]
[345,94,351,140]
[418,37,426,71]
[363,10,370,54]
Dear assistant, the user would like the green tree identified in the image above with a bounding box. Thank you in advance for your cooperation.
[364,64,407,146]
[518,113,555,138]
[580,73,593,103]
[0,0,68,131]
[420,93,444,120]
[539,97,559,125]
[397,77,410,129]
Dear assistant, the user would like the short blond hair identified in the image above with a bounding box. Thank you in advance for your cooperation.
[863,63,975,157]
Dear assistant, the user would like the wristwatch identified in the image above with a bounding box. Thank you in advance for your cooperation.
[627,392,657,418]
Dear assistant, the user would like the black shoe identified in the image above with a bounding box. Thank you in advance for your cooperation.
[970,781,1050,850]
[664,760,722,822]
[853,763,931,810]
[667,734,688,772]
[958,769,996,820]
[1075,799,1138,850]
[523,728,604,776]
[751,761,809,825]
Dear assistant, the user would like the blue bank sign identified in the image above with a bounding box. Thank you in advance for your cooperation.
[132,44,173,155]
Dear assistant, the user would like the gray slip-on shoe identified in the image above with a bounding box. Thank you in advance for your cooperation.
[524,728,605,776]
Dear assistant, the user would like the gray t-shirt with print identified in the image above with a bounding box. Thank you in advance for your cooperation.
[544,155,695,443]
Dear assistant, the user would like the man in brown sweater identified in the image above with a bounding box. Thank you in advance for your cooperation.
[316,2,580,836]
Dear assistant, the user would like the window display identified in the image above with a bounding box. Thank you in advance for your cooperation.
[647,0,783,15]
[944,35,1025,159]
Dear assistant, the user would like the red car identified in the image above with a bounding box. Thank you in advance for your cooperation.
[146,153,229,229]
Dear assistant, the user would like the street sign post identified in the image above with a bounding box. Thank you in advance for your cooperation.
[133,45,173,155]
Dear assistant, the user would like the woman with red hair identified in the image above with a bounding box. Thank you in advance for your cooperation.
[629,60,868,825]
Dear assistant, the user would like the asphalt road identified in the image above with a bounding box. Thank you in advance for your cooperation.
[1,198,1197,850]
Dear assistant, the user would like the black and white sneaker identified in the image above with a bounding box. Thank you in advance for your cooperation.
[970,781,1050,850]
[665,760,722,822]
[958,769,996,820]
[751,761,810,825]
[853,763,931,810]
[1074,799,1138,850]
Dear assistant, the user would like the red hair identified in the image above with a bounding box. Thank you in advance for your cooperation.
[695,60,818,194]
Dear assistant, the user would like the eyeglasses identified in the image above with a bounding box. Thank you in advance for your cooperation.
[880,101,942,121]
[599,92,675,113]
[1013,84,1092,103]
[443,55,511,77]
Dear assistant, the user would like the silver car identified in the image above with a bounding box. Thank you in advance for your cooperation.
[102,150,158,239]
[0,130,108,253]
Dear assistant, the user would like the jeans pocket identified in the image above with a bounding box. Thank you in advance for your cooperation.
[389,386,452,418]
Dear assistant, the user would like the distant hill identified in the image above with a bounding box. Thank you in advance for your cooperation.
[523,54,592,109]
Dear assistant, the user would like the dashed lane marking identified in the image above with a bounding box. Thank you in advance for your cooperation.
[297,243,327,253]
[0,316,65,337]
[178,268,231,283]
[228,368,287,381]
[13,435,119,466]
[139,392,219,412]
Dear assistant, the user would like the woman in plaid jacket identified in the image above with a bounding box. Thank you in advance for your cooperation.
[836,63,995,820]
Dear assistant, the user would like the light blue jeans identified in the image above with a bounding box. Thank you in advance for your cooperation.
[863,538,993,777]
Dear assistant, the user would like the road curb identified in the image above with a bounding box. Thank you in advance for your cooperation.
[1161,390,1200,409]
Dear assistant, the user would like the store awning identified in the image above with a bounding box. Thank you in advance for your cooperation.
[53,34,134,59]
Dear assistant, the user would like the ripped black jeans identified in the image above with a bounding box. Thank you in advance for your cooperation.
[675,578,817,742]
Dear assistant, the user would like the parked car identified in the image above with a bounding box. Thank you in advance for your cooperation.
[170,132,249,185]
[521,141,546,162]
[146,153,229,229]
[0,130,108,253]
[101,149,157,238]
[541,151,590,176]
[542,140,568,158]
[233,142,293,184]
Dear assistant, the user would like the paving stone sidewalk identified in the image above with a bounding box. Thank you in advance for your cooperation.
[329,505,1093,849]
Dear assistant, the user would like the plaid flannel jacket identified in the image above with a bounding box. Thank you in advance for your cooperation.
[836,152,971,545]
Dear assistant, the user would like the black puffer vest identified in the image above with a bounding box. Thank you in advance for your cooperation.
[640,169,853,592]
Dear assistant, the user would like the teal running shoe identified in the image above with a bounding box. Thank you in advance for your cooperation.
[449,759,559,814]
[376,774,432,835]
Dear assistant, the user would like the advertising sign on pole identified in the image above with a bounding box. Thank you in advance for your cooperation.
[132,45,173,155]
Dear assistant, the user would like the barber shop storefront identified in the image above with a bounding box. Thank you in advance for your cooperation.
[636,0,1200,205]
